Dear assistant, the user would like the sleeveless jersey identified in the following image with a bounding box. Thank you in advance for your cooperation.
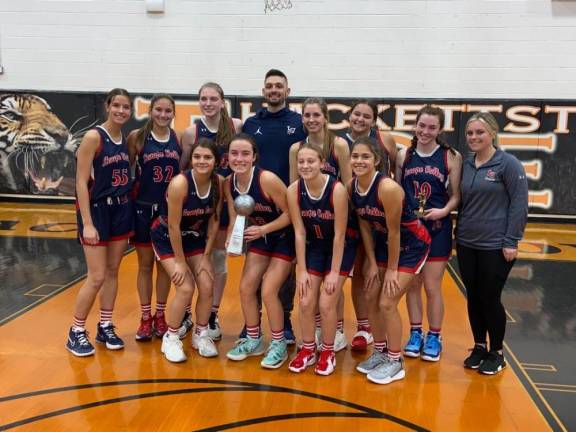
[298,176,337,250]
[350,171,419,227]
[88,126,132,201]
[230,167,282,228]
[195,118,232,177]
[400,146,450,215]
[344,128,391,175]
[134,129,181,204]
[158,169,215,236]
[350,172,389,236]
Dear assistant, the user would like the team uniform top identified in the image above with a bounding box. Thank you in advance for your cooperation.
[298,176,338,251]
[194,118,232,177]
[230,166,286,236]
[242,107,307,185]
[133,129,181,204]
[350,172,392,240]
[157,169,215,237]
[400,145,450,217]
[88,126,132,202]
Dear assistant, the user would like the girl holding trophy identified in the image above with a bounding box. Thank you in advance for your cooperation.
[396,105,462,362]
[224,133,294,369]
[349,136,430,385]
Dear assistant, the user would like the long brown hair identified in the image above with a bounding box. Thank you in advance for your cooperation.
[135,94,175,151]
[199,82,234,151]
[410,104,455,155]
[302,97,335,161]
[351,136,385,173]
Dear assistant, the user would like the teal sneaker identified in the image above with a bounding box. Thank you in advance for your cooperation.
[421,333,442,362]
[403,329,424,358]
[261,339,288,369]
[226,336,265,361]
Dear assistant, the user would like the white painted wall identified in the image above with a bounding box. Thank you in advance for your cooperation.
[1,0,576,98]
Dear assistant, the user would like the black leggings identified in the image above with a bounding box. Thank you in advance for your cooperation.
[456,244,515,352]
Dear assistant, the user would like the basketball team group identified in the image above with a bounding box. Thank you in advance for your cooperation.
[67,69,529,385]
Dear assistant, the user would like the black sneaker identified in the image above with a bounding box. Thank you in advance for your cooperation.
[463,345,488,369]
[479,351,506,375]
[283,313,296,345]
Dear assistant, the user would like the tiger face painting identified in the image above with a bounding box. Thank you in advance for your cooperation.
[0,93,78,195]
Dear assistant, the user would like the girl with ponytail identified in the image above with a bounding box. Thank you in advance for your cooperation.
[152,138,223,362]
[180,83,242,340]
[127,94,182,343]
[395,104,462,362]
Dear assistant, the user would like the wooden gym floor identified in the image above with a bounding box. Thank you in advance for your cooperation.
[0,202,574,431]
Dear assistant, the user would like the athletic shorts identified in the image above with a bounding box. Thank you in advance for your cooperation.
[150,217,206,261]
[248,227,295,262]
[423,216,452,261]
[77,195,134,246]
[131,201,159,247]
[306,228,359,277]
[374,219,431,274]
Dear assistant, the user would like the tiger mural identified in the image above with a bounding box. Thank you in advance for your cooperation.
[0,93,80,195]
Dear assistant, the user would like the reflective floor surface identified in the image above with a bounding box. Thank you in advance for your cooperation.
[0,202,574,431]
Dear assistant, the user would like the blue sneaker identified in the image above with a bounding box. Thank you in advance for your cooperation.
[403,329,424,358]
[283,315,296,345]
[261,339,288,369]
[95,322,124,350]
[422,333,442,362]
[66,327,95,357]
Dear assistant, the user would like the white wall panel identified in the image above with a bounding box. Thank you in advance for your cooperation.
[1,0,575,98]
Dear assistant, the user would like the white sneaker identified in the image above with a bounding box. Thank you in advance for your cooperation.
[161,332,187,363]
[192,330,218,358]
[206,315,222,341]
[334,330,347,352]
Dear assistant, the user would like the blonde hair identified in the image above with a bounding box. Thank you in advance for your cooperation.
[466,112,499,148]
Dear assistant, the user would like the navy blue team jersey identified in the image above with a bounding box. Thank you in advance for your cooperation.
[401,145,452,261]
[88,126,132,202]
[298,176,338,250]
[157,169,215,237]
[242,107,307,185]
[230,167,283,229]
[195,118,233,177]
[400,145,450,215]
[133,129,181,204]
[350,172,431,273]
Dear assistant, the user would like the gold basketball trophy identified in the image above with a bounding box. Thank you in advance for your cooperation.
[227,194,255,256]
[414,190,427,218]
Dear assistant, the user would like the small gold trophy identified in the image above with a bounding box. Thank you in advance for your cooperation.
[414,190,427,218]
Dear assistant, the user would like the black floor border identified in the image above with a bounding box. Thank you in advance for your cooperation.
[0,379,428,432]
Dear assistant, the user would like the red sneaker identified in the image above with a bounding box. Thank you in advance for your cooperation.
[153,312,168,338]
[288,347,316,373]
[315,350,336,376]
[351,326,373,352]
[135,316,153,342]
